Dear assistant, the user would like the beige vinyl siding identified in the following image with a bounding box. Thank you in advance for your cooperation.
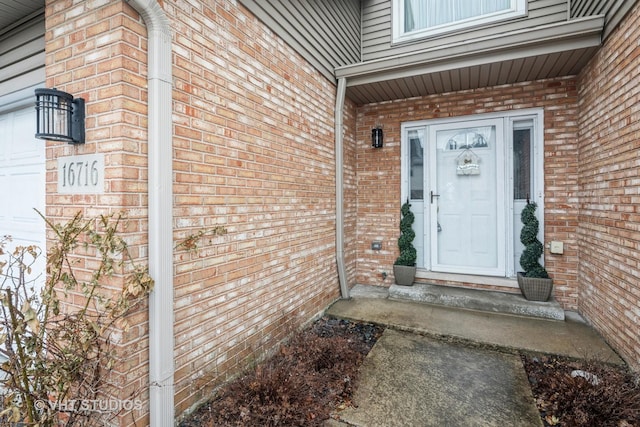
[362,0,571,61]
[571,0,624,17]
[0,12,45,98]
[239,0,360,81]
[571,0,636,38]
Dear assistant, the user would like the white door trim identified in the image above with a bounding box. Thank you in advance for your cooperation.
[401,108,545,278]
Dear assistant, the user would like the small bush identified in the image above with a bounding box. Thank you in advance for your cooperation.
[395,200,416,267]
[519,202,549,278]
[180,318,384,427]
[0,212,154,426]
[524,355,640,426]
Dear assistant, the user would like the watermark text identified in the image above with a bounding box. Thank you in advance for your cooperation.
[34,398,143,413]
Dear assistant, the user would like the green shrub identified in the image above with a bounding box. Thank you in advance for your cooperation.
[394,200,417,267]
[519,202,549,278]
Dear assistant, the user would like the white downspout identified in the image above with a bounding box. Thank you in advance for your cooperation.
[124,0,174,425]
[335,78,349,299]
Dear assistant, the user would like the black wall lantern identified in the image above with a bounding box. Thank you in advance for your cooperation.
[371,126,383,148]
[35,88,85,144]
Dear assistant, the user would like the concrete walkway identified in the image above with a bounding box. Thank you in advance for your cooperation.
[324,285,623,427]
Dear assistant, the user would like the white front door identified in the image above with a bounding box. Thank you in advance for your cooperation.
[428,119,506,276]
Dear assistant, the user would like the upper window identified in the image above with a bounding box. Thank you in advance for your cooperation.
[393,0,527,43]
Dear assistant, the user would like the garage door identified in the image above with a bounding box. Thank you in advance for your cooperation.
[0,106,46,284]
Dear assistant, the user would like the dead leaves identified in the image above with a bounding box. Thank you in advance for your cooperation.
[0,212,154,426]
[524,355,640,427]
[545,414,560,425]
[22,301,40,334]
[179,318,383,427]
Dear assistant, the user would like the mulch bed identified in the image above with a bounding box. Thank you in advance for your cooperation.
[178,317,384,427]
[523,354,640,426]
[179,316,640,426]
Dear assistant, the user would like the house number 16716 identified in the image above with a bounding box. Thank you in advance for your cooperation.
[57,154,105,194]
[62,160,99,187]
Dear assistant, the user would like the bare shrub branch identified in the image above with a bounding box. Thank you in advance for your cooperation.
[0,212,153,426]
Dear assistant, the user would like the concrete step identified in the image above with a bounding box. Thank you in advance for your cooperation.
[387,283,565,321]
[350,283,567,321]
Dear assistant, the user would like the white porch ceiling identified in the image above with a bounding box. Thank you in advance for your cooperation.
[0,0,43,37]
[343,45,600,105]
[336,16,605,105]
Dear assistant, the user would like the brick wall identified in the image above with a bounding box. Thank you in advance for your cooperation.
[577,2,640,370]
[355,78,581,308]
[45,0,343,424]
[169,1,341,415]
[344,97,360,286]
[45,1,150,425]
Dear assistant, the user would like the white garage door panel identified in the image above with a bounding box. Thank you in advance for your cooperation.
[0,106,45,254]
[4,169,44,240]
[0,18,46,289]
[9,108,42,161]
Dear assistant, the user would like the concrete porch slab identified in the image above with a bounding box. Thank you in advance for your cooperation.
[327,295,623,364]
[324,285,624,427]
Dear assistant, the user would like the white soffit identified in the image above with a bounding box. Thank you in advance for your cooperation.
[337,16,605,104]
[0,0,42,37]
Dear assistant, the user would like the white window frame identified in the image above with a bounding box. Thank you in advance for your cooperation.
[392,0,528,43]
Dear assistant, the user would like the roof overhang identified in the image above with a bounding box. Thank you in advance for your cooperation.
[0,0,42,38]
[336,16,604,105]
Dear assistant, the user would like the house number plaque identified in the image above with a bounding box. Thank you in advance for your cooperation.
[57,153,105,194]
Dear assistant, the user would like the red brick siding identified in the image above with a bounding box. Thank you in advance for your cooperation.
[344,97,360,286]
[45,2,150,425]
[45,0,343,423]
[577,3,640,370]
[356,78,580,308]
[167,0,342,417]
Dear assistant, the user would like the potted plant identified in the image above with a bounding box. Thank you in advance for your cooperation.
[393,199,417,286]
[518,201,553,301]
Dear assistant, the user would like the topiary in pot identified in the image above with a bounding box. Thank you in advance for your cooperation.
[518,201,553,301]
[393,199,417,286]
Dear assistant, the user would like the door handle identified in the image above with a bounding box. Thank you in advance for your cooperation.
[430,191,440,204]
